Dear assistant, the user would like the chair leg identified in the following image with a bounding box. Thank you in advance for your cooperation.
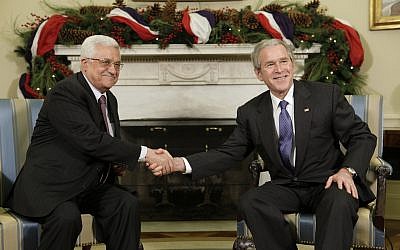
[232,236,255,250]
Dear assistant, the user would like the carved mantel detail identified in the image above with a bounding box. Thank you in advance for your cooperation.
[159,62,219,84]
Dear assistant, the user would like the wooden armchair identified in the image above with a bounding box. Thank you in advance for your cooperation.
[233,95,393,250]
[0,99,100,250]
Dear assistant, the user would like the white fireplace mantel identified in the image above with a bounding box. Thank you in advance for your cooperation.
[54,44,321,120]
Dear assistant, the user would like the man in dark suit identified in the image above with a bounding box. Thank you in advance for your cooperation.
[7,35,172,250]
[149,39,376,250]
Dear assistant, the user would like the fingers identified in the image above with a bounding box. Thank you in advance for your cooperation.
[326,171,359,199]
[324,176,333,189]
[155,148,172,158]
[145,148,175,176]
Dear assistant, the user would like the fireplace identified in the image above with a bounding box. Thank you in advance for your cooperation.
[55,43,320,220]
[119,119,255,221]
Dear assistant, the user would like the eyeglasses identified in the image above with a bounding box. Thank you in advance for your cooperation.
[86,58,124,70]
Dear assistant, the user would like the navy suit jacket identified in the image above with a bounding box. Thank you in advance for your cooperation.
[187,80,376,205]
[8,72,141,217]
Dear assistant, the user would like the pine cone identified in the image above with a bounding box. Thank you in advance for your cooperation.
[211,9,224,23]
[112,0,127,8]
[80,6,113,16]
[242,11,260,30]
[227,9,240,26]
[149,3,162,19]
[304,0,320,10]
[288,10,312,27]
[175,10,183,22]
[161,0,177,23]
[261,3,283,13]
[59,29,96,44]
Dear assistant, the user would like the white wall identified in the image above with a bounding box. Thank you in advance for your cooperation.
[1,0,399,129]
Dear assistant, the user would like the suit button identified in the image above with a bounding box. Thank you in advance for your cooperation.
[292,177,298,181]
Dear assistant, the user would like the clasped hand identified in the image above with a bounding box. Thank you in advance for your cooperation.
[145,148,184,176]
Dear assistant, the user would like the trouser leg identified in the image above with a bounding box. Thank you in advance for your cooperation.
[313,185,359,250]
[81,184,140,250]
[38,201,82,250]
[238,183,300,250]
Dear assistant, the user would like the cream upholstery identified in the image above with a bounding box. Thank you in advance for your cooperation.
[234,95,392,250]
[0,99,100,250]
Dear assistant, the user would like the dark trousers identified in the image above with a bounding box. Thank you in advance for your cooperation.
[239,182,359,250]
[33,184,140,250]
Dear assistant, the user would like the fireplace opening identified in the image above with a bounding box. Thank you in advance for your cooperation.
[120,119,255,221]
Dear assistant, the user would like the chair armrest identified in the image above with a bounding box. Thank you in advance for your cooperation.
[369,156,393,230]
[247,157,394,230]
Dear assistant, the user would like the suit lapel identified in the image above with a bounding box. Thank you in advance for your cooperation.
[106,92,120,138]
[255,92,283,168]
[76,72,105,131]
[293,81,312,172]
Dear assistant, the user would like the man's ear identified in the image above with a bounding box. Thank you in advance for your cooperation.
[254,68,262,81]
[81,59,88,71]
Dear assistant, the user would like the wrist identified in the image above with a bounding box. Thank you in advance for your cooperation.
[340,167,357,178]
[173,157,186,173]
[346,167,357,178]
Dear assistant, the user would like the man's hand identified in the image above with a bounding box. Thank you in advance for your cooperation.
[112,164,127,176]
[147,151,186,176]
[325,168,358,199]
[145,148,174,176]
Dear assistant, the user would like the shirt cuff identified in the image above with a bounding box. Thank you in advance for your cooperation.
[139,146,148,162]
[182,157,192,174]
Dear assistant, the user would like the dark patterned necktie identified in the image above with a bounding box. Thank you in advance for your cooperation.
[98,95,111,183]
[278,100,293,168]
[98,95,110,134]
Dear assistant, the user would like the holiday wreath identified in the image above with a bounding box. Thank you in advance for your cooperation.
[14,0,366,98]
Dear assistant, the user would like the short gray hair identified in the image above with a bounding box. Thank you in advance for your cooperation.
[80,35,120,59]
[251,39,295,69]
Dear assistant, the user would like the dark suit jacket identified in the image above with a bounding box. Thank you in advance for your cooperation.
[8,72,141,217]
[187,80,376,205]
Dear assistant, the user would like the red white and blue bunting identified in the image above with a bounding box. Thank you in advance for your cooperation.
[182,10,216,44]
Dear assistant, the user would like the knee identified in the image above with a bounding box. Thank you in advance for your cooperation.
[238,189,258,218]
[51,203,82,232]
[119,191,139,211]
[322,186,358,215]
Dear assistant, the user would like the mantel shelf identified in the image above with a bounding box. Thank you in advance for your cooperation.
[55,43,321,120]
[54,43,321,57]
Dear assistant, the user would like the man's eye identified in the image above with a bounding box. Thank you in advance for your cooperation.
[100,59,112,65]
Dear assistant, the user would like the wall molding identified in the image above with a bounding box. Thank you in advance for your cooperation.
[384,114,400,130]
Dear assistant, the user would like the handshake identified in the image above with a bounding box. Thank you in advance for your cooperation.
[145,148,186,176]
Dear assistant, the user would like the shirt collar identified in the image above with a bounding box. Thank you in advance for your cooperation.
[270,83,294,111]
[82,73,105,101]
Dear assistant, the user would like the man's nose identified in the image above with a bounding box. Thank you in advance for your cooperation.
[274,63,282,72]
[108,64,118,74]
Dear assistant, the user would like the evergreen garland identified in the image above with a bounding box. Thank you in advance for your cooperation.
[14,0,366,97]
